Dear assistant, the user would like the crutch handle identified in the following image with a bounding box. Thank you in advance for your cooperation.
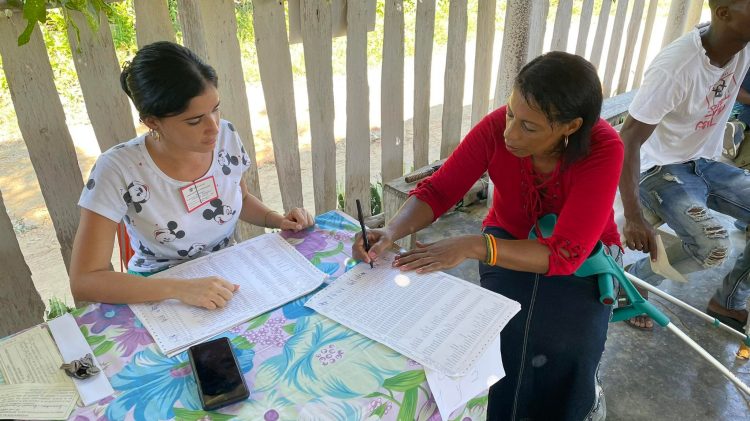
[598,273,615,305]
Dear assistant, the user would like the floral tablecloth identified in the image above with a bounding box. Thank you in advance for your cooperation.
[63,211,487,421]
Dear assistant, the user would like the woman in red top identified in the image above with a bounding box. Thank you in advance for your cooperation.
[353,52,623,420]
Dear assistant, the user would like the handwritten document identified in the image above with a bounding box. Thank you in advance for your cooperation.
[425,335,504,418]
[305,253,521,376]
[130,233,327,356]
[0,325,71,385]
[0,383,78,420]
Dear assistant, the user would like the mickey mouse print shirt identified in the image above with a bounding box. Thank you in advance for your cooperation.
[79,119,251,273]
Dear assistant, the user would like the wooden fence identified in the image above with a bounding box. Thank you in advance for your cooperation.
[0,0,703,335]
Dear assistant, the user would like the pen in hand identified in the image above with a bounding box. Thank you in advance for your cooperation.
[355,199,374,268]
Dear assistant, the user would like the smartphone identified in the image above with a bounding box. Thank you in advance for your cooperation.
[188,337,250,411]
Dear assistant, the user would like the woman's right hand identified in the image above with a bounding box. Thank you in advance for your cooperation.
[174,276,240,309]
[353,228,395,265]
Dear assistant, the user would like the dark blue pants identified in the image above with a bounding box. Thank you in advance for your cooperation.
[480,226,611,421]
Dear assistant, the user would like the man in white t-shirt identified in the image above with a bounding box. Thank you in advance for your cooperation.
[619,0,750,331]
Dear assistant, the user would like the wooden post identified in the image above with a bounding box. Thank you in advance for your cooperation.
[301,0,337,213]
[66,10,137,152]
[662,0,690,48]
[526,0,549,62]
[179,0,265,239]
[0,190,45,337]
[0,13,83,271]
[589,0,612,69]
[345,0,372,217]
[470,0,496,126]
[575,0,595,56]
[133,0,176,47]
[494,0,548,108]
[381,0,405,183]
[412,0,436,169]
[440,0,468,159]
[685,0,705,33]
[633,0,659,89]
[602,0,629,98]
[550,0,574,52]
[252,0,305,212]
[616,0,645,95]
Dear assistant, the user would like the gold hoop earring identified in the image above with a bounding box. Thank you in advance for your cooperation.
[149,128,160,142]
[563,135,569,149]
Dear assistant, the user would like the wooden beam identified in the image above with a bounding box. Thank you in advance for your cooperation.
[470,0,496,126]
[66,9,137,152]
[381,0,405,182]
[0,12,83,271]
[602,0,629,97]
[412,0,436,169]
[252,0,305,212]
[133,0,176,47]
[662,0,690,48]
[575,0,595,56]
[345,0,372,217]
[301,0,337,213]
[0,189,45,337]
[616,0,645,95]
[440,0,468,159]
[633,0,659,88]
[589,0,612,69]
[550,0,574,51]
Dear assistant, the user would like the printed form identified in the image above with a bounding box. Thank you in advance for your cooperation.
[130,233,326,356]
[305,253,521,377]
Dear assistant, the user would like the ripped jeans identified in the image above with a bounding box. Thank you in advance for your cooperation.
[629,158,750,310]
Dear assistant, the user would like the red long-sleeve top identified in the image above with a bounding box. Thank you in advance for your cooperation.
[410,106,623,276]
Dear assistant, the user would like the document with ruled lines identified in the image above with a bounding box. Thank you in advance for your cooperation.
[130,233,326,357]
[305,252,521,376]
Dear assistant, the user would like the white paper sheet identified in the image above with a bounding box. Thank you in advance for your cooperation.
[305,253,521,376]
[0,383,78,420]
[425,335,504,419]
[130,233,327,356]
[47,313,114,406]
[650,234,688,282]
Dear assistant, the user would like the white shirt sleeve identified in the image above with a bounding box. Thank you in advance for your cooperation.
[628,67,686,125]
[78,153,128,223]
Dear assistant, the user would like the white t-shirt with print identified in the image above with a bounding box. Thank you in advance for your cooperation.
[79,119,251,273]
[629,27,750,172]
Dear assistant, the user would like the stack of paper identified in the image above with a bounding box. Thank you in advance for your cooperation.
[0,325,79,420]
[130,233,327,356]
[305,252,521,417]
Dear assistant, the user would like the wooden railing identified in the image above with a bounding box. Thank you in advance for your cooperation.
[0,0,704,335]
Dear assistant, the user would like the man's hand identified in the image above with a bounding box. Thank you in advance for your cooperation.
[623,215,658,261]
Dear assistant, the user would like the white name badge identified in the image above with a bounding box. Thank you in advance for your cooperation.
[180,176,219,212]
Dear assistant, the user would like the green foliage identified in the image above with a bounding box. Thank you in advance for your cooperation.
[9,0,114,46]
[337,180,383,216]
[44,297,73,320]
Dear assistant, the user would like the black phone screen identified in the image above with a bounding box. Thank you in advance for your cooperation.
[188,337,249,410]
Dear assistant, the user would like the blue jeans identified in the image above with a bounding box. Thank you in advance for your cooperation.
[629,158,750,310]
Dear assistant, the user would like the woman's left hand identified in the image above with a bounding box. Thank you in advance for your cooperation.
[394,235,482,273]
[279,207,315,231]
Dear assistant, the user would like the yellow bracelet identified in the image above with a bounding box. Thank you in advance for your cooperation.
[263,210,279,228]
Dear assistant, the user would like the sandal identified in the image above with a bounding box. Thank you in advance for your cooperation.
[618,286,654,331]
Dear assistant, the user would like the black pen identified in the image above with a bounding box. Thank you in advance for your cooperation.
[355,199,374,268]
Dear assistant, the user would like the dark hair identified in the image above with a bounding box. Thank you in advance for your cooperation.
[514,51,603,166]
[120,41,218,118]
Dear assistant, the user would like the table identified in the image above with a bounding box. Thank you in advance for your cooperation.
[51,211,487,421]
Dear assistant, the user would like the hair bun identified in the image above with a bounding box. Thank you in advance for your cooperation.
[120,61,133,98]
